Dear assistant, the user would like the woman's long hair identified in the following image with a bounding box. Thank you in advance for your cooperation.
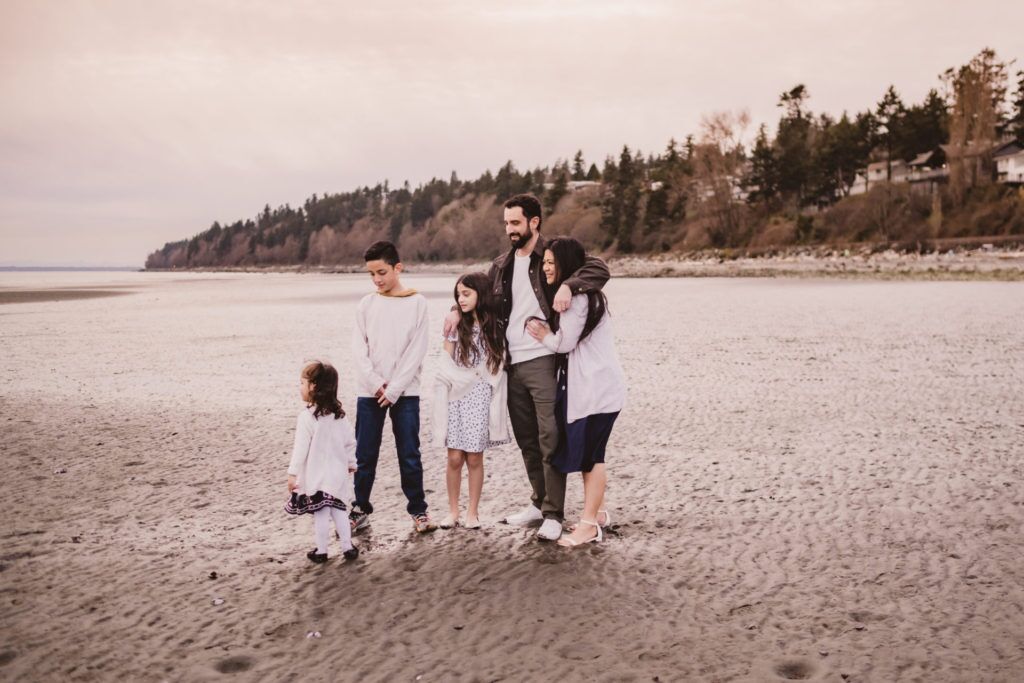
[302,361,345,419]
[545,237,609,344]
[453,271,505,374]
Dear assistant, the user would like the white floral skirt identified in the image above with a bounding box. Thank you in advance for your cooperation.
[446,380,510,452]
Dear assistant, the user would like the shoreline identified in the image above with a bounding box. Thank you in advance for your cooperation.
[138,246,1024,281]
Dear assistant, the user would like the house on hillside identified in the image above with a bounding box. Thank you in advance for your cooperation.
[848,171,869,196]
[939,140,1002,188]
[848,158,910,196]
[907,147,948,194]
[540,179,602,192]
[993,141,1024,185]
[868,159,909,185]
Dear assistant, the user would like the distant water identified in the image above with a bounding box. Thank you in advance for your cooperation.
[0,267,139,272]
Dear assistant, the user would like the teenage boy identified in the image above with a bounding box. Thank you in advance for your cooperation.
[444,194,609,541]
[351,240,435,533]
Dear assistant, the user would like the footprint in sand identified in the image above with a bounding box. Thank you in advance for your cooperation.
[214,655,254,674]
[773,658,817,680]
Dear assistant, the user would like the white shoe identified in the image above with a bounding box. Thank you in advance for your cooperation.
[536,518,563,541]
[503,505,543,526]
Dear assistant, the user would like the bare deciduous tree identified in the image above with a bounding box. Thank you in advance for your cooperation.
[691,110,750,247]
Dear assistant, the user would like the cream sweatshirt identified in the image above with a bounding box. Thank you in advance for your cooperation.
[351,291,429,403]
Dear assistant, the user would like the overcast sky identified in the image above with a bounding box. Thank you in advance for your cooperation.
[1,0,1022,266]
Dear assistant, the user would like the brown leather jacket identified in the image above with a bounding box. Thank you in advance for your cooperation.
[487,236,610,349]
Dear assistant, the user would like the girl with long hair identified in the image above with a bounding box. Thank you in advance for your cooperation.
[438,271,510,529]
[526,237,625,547]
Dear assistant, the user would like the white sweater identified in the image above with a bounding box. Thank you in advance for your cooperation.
[507,253,551,365]
[287,407,357,498]
[351,292,429,403]
[540,294,626,423]
[431,352,510,449]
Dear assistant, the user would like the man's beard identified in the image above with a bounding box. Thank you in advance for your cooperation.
[510,226,533,250]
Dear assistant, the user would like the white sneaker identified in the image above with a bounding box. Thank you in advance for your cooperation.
[503,505,543,526]
[536,518,563,541]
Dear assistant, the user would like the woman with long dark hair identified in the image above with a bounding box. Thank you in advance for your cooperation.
[526,237,625,547]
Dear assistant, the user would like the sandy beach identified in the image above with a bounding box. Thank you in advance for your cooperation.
[1,270,1023,682]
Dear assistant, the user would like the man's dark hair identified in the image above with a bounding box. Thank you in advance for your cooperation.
[503,193,543,231]
[363,240,400,266]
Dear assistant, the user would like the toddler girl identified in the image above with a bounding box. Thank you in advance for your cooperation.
[285,361,359,563]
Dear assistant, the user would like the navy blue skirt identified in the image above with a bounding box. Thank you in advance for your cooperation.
[552,370,619,474]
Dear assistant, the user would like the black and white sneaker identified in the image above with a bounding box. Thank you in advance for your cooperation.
[306,549,328,564]
[349,508,370,532]
[342,546,360,561]
[412,513,437,533]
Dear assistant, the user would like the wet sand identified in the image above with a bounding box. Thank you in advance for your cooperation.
[1,271,1023,682]
[0,289,132,305]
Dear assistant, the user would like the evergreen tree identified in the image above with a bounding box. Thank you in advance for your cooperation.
[776,85,813,204]
[899,89,949,158]
[684,134,695,161]
[585,163,601,181]
[600,155,620,247]
[664,137,681,168]
[1010,70,1024,144]
[545,165,569,213]
[572,150,586,180]
[747,124,779,203]
[875,85,906,177]
[616,146,638,252]
[530,167,548,196]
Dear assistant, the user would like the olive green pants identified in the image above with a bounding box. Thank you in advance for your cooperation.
[506,354,564,521]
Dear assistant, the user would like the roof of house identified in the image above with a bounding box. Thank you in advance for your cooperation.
[992,140,1024,158]
[908,148,947,167]
[867,159,908,172]
[940,140,1003,158]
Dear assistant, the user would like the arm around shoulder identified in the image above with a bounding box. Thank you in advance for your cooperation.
[545,295,588,354]
[564,254,610,295]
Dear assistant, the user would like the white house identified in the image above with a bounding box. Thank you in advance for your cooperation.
[850,158,910,195]
[540,179,602,192]
[867,159,909,185]
[993,141,1024,184]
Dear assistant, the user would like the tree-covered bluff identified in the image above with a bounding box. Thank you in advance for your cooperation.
[147,49,1024,270]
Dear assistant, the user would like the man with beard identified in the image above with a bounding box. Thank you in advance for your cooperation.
[445,193,609,541]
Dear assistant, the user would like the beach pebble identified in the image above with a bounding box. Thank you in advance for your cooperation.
[453,625,463,630]
[305,631,321,639]
[71,536,82,543]
[53,467,67,474]
[212,598,224,606]
[209,571,218,580]
[819,650,829,657]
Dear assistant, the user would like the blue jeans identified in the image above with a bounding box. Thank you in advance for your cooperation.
[353,396,427,516]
